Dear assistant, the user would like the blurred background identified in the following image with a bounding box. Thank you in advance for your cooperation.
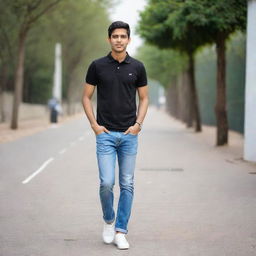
[0,0,249,144]
[1,2,256,255]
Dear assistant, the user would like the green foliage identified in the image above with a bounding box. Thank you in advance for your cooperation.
[25,67,53,103]
[138,0,247,52]
[1,0,62,33]
[137,0,212,54]
[173,0,247,53]
[137,0,246,133]
[36,0,111,103]
[23,32,55,103]
[136,44,186,87]
[0,0,62,98]
[0,1,19,74]
[0,0,112,104]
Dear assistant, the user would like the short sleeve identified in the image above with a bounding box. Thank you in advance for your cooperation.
[85,61,98,86]
[136,63,148,87]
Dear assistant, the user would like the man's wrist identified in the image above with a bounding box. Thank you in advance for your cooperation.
[91,122,98,129]
[91,122,98,127]
[135,121,142,130]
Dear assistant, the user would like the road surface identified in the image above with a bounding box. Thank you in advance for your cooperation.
[1,107,256,255]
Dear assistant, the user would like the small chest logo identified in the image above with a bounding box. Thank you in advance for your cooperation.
[129,73,133,76]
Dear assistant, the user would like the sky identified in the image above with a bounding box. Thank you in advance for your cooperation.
[109,0,147,56]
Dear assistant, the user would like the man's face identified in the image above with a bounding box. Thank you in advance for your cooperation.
[108,28,130,53]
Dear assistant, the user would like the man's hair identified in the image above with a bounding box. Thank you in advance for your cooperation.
[108,21,130,38]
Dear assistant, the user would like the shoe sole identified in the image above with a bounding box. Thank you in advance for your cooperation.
[103,238,115,244]
[114,242,129,250]
[103,241,113,244]
[116,246,129,250]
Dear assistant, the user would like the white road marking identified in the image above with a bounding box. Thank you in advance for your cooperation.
[59,148,67,154]
[22,131,91,185]
[22,157,54,184]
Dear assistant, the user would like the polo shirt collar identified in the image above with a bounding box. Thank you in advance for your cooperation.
[107,52,131,64]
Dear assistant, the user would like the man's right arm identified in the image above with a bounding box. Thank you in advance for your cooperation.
[82,83,109,135]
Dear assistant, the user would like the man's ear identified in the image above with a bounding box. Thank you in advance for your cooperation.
[128,37,131,44]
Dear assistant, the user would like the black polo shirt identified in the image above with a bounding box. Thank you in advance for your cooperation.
[85,52,147,132]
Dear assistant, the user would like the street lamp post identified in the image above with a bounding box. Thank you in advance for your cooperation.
[53,43,62,103]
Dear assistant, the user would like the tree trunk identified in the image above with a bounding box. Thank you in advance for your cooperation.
[166,78,178,118]
[215,33,228,145]
[183,70,193,127]
[0,64,8,122]
[188,52,201,132]
[178,71,190,124]
[66,73,73,116]
[10,31,26,129]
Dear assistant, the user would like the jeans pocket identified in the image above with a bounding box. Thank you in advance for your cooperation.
[96,132,105,137]
[129,132,138,136]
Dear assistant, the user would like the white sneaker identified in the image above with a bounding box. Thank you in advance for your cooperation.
[114,233,130,250]
[102,222,115,244]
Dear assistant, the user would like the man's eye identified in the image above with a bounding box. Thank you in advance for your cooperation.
[121,35,127,39]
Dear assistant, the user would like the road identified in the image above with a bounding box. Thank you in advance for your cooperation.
[1,107,256,256]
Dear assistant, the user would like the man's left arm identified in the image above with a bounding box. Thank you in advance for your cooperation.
[124,85,149,134]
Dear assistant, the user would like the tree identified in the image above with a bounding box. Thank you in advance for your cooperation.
[136,44,188,119]
[19,0,111,108]
[0,2,17,122]
[171,0,247,145]
[138,0,212,132]
[43,0,110,115]
[136,44,186,88]
[1,0,62,129]
[138,0,247,144]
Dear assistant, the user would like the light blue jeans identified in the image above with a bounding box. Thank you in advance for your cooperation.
[96,131,138,234]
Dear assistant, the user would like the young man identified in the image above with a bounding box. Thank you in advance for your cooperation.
[82,21,148,250]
